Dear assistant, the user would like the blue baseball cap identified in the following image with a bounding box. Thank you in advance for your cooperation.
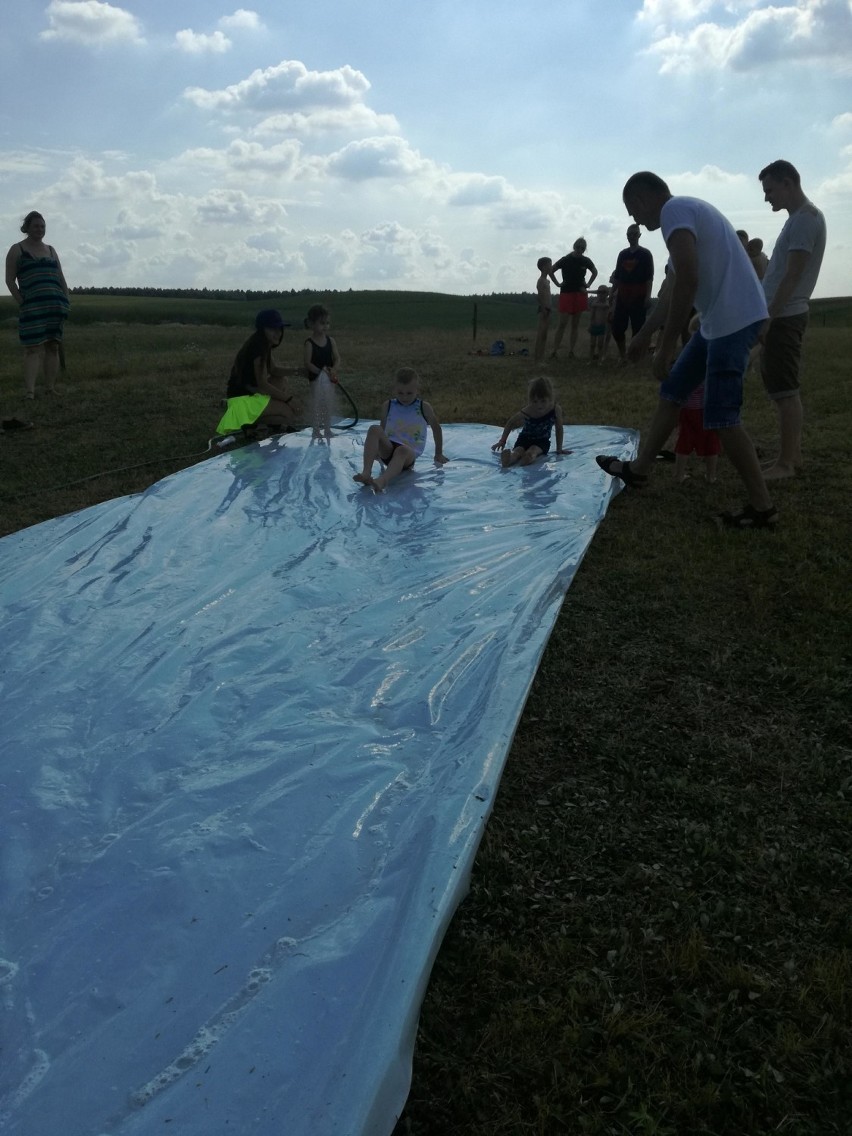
[255,309,289,330]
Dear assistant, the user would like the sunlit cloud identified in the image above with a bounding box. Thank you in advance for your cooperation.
[184,61,371,113]
[40,0,144,46]
[642,0,852,74]
[175,29,232,54]
[324,136,432,181]
[219,9,261,31]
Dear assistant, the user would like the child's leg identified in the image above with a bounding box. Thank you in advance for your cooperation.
[534,313,550,364]
[501,446,526,467]
[518,445,544,466]
[354,425,393,483]
[704,454,718,482]
[261,396,298,429]
[373,443,415,490]
[551,313,569,354]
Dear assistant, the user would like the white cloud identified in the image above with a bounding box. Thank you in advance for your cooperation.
[184,61,371,113]
[194,189,288,226]
[324,137,431,181]
[40,0,144,46]
[637,0,716,25]
[643,0,852,75]
[219,9,261,31]
[175,29,231,54]
[251,106,400,140]
[447,174,507,207]
[224,139,302,174]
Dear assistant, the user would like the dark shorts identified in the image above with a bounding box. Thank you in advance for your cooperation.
[660,321,763,431]
[515,432,551,455]
[589,324,607,337]
[760,313,808,400]
[611,297,648,339]
[558,292,588,315]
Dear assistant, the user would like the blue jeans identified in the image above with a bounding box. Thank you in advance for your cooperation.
[660,320,763,430]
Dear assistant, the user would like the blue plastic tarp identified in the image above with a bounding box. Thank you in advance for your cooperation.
[0,422,635,1135]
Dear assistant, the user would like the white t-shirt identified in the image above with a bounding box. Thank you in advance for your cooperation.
[661,196,768,339]
[762,199,826,318]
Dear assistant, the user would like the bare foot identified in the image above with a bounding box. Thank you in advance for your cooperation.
[372,475,388,492]
[763,462,797,481]
[353,472,373,486]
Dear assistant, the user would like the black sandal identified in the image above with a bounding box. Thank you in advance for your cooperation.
[596,455,648,488]
[719,504,778,530]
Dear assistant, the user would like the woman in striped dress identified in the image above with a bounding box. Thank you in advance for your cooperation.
[5,211,70,398]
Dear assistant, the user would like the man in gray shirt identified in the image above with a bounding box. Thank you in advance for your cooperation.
[758,160,826,480]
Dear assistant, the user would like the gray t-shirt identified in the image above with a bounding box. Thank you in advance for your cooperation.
[762,199,826,318]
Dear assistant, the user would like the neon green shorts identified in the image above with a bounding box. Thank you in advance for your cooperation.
[216,393,270,434]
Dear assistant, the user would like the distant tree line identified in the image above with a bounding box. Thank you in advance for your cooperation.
[69,286,532,303]
[70,286,303,300]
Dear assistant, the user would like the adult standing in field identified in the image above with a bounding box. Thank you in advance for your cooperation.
[757,160,826,481]
[5,211,70,399]
[548,238,597,359]
[215,309,300,437]
[596,171,776,529]
[610,223,654,364]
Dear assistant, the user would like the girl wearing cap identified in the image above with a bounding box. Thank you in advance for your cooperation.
[215,309,300,437]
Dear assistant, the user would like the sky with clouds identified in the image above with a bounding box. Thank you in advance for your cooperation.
[1,0,849,297]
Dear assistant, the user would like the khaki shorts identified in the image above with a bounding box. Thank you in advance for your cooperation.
[760,313,809,400]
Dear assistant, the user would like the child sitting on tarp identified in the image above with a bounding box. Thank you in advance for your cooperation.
[491,376,571,467]
[353,367,448,491]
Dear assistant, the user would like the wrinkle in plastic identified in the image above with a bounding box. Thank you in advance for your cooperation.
[0,423,635,1136]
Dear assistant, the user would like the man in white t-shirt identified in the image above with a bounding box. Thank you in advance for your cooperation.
[596,171,775,530]
[758,160,826,480]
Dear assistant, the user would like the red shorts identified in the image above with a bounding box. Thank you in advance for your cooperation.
[675,408,721,457]
[558,292,588,315]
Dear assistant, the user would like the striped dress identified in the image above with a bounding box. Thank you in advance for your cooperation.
[16,245,70,347]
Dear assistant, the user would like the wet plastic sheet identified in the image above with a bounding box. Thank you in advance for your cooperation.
[0,422,635,1136]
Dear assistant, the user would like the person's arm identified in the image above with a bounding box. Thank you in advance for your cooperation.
[5,245,21,304]
[491,411,524,451]
[643,252,654,303]
[50,247,70,297]
[652,229,698,379]
[329,336,341,374]
[253,353,293,400]
[554,404,571,454]
[548,257,565,288]
[421,401,449,463]
[379,399,390,432]
[766,249,811,319]
[584,260,598,290]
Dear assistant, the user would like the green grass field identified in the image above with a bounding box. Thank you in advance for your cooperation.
[1,293,850,1135]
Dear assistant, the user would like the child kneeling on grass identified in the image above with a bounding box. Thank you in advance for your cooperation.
[492,376,571,467]
[353,367,448,491]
